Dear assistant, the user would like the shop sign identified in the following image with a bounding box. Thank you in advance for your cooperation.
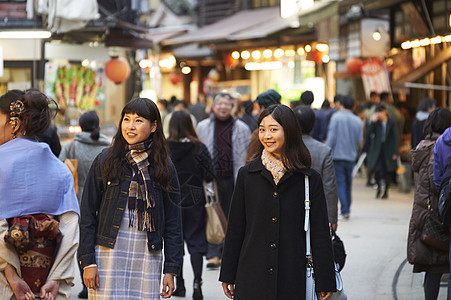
[360,58,390,99]
[44,62,106,111]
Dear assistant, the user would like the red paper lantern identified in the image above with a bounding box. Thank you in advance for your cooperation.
[170,72,181,85]
[105,56,131,84]
[345,57,363,74]
[310,49,324,64]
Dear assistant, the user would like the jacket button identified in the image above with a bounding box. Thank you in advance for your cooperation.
[272,217,278,223]
[273,191,278,197]
[151,245,156,250]
[270,243,277,249]
[267,267,274,274]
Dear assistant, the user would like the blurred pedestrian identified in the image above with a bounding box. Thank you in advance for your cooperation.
[300,90,328,142]
[78,98,183,299]
[189,95,209,123]
[37,124,62,157]
[196,93,251,269]
[58,111,110,298]
[412,98,436,149]
[326,95,363,219]
[220,104,336,299]
[0,89,80,300]
[163,100,197,137]
[294,105,339,231]
[361,91,380,123]
[407,107,451,300]
[366,104,399,199]
[246,89,281,163]
[167,111,215,300]
[157,99,170,124]
[238,100,257,132]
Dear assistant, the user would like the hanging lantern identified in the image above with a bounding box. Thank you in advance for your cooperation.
[345,57,363,74]
[105,56,131,84]
[170,72,181,85]
[309,49,324,64]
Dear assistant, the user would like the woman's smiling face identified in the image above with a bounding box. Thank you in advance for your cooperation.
[121,113,156,145]
[258,115,285,158]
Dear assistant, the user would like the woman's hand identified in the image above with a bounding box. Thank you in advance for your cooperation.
[4,265,35,300]
[320,291,333,299]
[40,280,59,300]
[222,282,234,299]
[160,273,174,298]
[83,266,100,290]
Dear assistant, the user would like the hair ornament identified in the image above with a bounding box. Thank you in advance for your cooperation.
[9,99,25,139]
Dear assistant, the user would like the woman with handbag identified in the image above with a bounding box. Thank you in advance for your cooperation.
[78,98,183,299]
[407,107,451,300]
[58,111,110,298]
[0,89,80,299]
[220,104,336,299]
[167,110,215,300]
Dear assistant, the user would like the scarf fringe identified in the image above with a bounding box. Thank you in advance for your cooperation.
[129,209,155,232]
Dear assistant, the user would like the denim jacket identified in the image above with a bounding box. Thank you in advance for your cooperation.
[77,150,183,275]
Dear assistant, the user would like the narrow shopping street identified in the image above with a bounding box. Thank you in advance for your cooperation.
[70,175,447,300]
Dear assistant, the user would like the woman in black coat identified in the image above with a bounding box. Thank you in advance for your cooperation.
[220,104,335,299]
[167,111,215,300]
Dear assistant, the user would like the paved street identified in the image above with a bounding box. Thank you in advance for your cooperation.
[70,176,448,299]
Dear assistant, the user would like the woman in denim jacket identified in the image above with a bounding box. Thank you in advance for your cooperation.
[78,98,183,299]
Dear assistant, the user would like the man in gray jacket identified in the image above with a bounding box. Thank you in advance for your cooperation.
[294,106,338,230]
[197,92,251,268]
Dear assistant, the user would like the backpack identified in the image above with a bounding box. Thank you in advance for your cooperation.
[64,141,78,196]
[438,164,451,227]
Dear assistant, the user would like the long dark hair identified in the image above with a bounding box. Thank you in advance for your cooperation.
[103,98,171,191]
[0,89,55,138]
[423,107,451,139]
[252,104,311,170]
[79,111,100,140]
[167,110,201,144]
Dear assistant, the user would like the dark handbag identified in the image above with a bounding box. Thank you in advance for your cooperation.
[304,176,347,300]
[4,214,62,293]
[331,229,346,272]
[420,209,450,252]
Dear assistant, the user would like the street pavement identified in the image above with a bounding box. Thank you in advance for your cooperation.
[70,175,448,299]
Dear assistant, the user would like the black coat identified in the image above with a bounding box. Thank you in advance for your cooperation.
[219,158,336,299]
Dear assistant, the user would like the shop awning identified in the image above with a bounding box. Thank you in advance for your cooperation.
[392,46,451,88]
[163,7,291,45]
[172,43,213,58]
[297,1,338,27]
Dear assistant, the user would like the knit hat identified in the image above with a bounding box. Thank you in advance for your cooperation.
[254,89,281,109]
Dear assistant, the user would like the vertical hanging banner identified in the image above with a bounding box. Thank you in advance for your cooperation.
[360,58,390,99]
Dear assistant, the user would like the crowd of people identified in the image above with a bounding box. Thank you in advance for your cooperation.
[0,87,450,300]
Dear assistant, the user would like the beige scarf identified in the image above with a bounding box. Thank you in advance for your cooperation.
[261,149,287,184]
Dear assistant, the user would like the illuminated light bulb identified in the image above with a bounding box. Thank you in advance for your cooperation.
[181,66,191,74]
[241,50,250,59]
[251,50,261,59]
[305,45,312,52]
[82,59,90,67]
[274,48,284,58]
[410,39,420,48]
[322,55,330,63]
[231,51,240,59]
[420,38,430,46]
[430,36,442,44]
[401,41,411,49]
[263,49,272,58]
[297,48,305,55]
[444,35,451,42]
[316,43,329,52]
[285,49,295,56]
[372,31,381,41]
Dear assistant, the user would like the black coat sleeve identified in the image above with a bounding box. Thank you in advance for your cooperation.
[219,167,247,284]
[309,172,336,292]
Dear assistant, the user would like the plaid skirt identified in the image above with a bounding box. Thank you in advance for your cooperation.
[89,209,163,300]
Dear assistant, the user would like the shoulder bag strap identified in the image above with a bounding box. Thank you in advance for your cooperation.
[304,175,312,261]
[68,141,76,159]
